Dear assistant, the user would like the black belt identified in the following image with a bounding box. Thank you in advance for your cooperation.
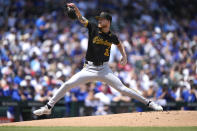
[85,60,104,66]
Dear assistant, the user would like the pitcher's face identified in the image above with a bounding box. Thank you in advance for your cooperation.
[98,18,110,28]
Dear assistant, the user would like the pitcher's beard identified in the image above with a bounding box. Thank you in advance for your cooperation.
[98,24,107,29]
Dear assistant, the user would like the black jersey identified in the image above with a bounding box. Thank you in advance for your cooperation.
[85,21,120,63]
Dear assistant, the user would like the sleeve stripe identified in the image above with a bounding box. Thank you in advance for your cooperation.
[84,20,88,27]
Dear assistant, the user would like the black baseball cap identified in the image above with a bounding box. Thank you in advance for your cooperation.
[95,12,112,23]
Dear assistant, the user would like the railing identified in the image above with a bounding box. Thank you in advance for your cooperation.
[0,97,197,122]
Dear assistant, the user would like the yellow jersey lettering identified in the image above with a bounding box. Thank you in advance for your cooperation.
[93,36,112,47]
[104,47,110,56]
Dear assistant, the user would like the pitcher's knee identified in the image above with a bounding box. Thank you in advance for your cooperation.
[121,86,135,95]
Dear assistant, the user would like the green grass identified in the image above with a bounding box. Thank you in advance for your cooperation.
[0,127,197,131]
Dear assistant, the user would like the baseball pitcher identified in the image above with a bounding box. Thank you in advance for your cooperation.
[33,3,163,116]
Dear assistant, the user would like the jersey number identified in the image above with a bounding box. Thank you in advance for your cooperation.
[104,47,110,56]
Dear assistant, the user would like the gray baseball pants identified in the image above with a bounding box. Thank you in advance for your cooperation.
[48,61,149,107]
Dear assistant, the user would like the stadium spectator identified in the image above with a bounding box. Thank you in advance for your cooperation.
[35,15,50,41]
[189,16,197,37]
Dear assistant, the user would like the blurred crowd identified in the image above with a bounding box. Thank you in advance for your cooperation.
[1,0,197,118]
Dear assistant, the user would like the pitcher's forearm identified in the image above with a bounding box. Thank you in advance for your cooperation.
[117,43,127,58]
[78,16,88,26]
[71,4,88,26]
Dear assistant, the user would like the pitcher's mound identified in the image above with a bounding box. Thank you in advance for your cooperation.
[1,111,197,127]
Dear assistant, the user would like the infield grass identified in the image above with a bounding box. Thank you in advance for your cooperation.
[0,126,197,131]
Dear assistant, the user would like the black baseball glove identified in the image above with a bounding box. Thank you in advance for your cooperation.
[64,5,77,20]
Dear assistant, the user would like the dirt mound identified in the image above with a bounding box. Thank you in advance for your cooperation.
[0,111,197,127]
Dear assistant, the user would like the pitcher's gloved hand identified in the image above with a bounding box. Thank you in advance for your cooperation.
[64,4,77,20]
